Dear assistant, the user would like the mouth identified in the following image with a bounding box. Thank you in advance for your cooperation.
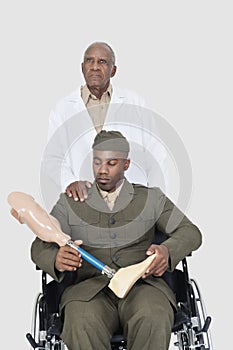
[97,177,110,185]
[89,73,102,79]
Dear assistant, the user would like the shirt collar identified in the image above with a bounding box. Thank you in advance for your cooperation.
[97,179,125,201]
[81,84,112,105]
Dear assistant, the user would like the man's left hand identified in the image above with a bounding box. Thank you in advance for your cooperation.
[142,244,169,278]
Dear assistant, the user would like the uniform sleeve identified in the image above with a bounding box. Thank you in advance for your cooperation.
[154,188,202,270]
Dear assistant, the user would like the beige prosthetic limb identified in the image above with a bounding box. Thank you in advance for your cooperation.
[7,191,156,298]
[7,191,70,246]
[109,254,156,298]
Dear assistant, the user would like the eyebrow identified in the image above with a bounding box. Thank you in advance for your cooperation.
[93,157,123,162]
[84,55,109,61]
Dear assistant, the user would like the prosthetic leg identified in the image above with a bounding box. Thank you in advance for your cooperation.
[8,191,156,298]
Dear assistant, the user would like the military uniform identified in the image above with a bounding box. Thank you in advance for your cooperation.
[31,180,202,350]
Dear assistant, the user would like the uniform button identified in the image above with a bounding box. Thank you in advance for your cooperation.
[109,217,116,225]
[112,255,119,262]
[110,232,116,239]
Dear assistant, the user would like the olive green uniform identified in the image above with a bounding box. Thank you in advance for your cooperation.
[31,180,202,350]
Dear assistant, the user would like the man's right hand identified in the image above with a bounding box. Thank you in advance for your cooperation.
[55,240,83,272]
[66,180,92,202]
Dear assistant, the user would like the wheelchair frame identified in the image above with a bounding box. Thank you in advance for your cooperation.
[26,257,213,350]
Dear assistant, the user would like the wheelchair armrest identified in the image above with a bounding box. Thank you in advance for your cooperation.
[44,271,76,315]
[162,268,188,303]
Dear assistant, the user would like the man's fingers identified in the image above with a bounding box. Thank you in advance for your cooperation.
[77,182,92,201]
[65,181,93,201]
[76,188,86,202]
[71,189,79,202]
[74,239,83,246]
[146,249,154,256]
[62,255,82,267]
[66,188,72,197]
[56,248,83,272]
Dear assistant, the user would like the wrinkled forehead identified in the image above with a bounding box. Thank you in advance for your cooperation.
[93,150,127,161]
[84,44,112,59]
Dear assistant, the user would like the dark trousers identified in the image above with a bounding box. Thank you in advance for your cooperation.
[61,282,174,350]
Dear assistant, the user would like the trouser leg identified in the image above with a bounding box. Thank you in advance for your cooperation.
[60,291,119,350]
[119,283,174,350]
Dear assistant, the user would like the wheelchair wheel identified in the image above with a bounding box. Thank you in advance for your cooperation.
[30,292,44,348]
[28,292,66,350]
[189,279,213,350]
[173,279,212,350]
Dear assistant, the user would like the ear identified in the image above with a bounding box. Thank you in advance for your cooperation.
[111,65,117,78]
[81,62,84,74]
[124,159,130,171]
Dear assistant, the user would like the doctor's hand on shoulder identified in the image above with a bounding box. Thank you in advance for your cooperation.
[66,180,92,202]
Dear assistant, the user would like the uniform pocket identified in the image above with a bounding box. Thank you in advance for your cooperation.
[68,210,100,245]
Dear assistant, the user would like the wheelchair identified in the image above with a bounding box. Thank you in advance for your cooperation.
[26,257,213,350]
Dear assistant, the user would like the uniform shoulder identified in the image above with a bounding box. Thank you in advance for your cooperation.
[132,183,162,191]
[132,183,165,196]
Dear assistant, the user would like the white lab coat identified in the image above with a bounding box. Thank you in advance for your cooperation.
[41,86,168,200]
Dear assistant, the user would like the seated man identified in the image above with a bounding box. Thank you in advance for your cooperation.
[31,130,202,350]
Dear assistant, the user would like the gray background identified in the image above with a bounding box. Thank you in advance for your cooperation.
[1,1,232,349]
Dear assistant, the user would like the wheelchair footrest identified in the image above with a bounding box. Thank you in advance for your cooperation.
[199,316,212,333]
[26,333,42,349]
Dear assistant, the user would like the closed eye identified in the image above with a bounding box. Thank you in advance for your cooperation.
[108,160,118,166]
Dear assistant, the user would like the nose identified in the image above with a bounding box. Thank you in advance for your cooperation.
[98,162,108,174]
[92,59,100,70]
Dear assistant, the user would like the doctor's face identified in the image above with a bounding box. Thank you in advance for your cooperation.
[93,150,130,193]
[82,43,117,96]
